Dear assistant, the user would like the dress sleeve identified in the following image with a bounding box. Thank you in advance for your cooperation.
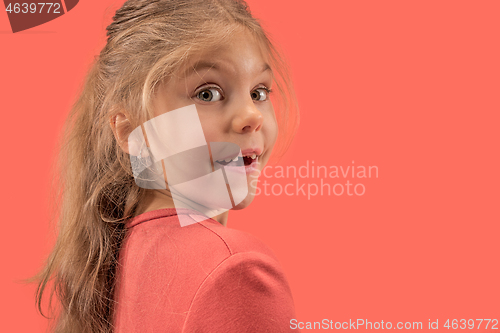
[181,251,297,333]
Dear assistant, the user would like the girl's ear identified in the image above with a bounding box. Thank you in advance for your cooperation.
[109,112,132,154]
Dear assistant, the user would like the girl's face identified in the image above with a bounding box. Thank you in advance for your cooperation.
[151,28,278,209]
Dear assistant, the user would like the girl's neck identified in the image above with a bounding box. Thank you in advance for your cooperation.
[135,190,229,226]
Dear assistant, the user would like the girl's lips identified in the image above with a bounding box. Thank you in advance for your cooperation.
[214,149,263,167]
[216,156,260,175]
[241,148,263,157]
[244,158,259,174]
[214,147,263,163]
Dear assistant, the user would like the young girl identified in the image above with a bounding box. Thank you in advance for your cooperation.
[33,0,299,332]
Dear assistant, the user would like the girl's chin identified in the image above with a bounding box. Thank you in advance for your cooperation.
[221,162,263,211]
[231,190,257,210]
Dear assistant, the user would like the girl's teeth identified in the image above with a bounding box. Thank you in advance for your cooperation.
[215,154,259,164]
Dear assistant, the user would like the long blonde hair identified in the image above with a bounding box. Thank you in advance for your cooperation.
[30,0,298,332]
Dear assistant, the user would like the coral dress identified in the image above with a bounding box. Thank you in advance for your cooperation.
[113,208,297,332]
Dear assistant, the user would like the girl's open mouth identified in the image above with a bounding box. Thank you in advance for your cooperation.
[215,153,259,167]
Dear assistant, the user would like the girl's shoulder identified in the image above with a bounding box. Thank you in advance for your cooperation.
[115,208,296,332]
[123,207,280,264]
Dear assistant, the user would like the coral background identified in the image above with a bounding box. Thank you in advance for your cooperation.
[1,0,499,331]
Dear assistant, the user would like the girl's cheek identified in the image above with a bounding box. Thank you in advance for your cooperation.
[264,112,279,144]
[198,113,224,141]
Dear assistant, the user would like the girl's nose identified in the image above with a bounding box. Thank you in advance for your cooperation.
[231,99,263,134]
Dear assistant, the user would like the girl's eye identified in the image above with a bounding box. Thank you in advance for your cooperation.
[196,88,223,102]
[251,88,270,101]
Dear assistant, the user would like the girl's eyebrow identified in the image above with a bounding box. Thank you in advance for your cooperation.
[182,61,272,79]
[182,61,220,79]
